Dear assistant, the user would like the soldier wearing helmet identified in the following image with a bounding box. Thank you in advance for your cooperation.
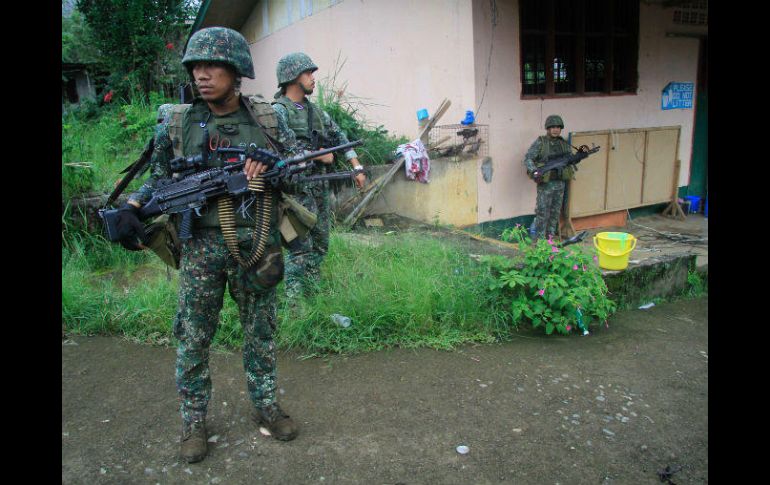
[118,27,300,463]
[271,52,367,300]
[522,114,585,241]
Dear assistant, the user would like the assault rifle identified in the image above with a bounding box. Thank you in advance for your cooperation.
[532,145,601,180]
[99,140,363,242]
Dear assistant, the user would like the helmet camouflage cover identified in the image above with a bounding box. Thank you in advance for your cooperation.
[157,103,174,122]
[276,52,318,87]
[544,115,564,129]
[182,27,255,79]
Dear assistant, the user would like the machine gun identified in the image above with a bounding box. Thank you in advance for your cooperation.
[533,145,600,180]
[99,140,363,242]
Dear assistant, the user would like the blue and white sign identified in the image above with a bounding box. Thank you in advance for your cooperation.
[661,82,694,110]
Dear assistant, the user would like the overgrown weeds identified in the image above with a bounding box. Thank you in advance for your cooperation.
[62,230,515,353]
[62,91,172,201]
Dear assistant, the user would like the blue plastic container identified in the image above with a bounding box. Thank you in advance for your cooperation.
[460,110,475,125]
[417,108,429,121]
[704,198,708,218]
[684,195,701,214]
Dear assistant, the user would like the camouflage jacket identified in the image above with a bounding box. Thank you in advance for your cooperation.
[272,96,358,162]
[522,135,573,182]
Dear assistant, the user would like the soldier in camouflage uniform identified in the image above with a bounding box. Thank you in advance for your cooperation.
[128,104,175,207]
[523,115,586,241]
[271,52,366,299]
[116,27,300,464]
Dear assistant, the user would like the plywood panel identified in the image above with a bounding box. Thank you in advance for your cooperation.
[568,133,608,217]
[606,131,645,210]
[642,128,679,204]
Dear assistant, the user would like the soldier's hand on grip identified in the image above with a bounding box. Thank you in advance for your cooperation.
[115,203,146,251]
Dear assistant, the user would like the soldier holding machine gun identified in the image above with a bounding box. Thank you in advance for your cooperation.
[271,52,367,300]
[523,114,598,242]
[104,27,360,464]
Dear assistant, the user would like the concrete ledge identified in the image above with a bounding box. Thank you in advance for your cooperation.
[601,253,696,309]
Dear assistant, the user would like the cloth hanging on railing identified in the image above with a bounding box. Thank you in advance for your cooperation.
[397,139,431,183]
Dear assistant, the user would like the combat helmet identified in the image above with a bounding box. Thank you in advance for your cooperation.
[276,52,318,87]
[544,115,564,129]
[182,27,255,79]
[157,103,174,123]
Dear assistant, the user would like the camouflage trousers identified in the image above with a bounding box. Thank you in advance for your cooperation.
[533,180,566,241]
[284,183,330,299]
[173,227,284,425]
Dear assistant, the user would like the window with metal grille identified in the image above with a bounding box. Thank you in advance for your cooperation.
[673,0,708,25]
[520,0,639,97]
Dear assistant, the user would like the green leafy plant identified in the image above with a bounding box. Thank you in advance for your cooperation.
[685,269,707,297]
[76,0,197,100]
[481,225,616,335]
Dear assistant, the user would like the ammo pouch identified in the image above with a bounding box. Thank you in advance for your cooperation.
[143,214,181,269]
[277,192,317,247]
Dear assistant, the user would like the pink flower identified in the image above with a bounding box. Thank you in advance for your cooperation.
[549,255,554,261]
[566,325,572,332]
[515,223,521,228]
[166,42,175,50]
[552,246,559,253]
[593,255,598,262]
[103,90,113,103]
[537,289,545,296]
[582,264,587,272]
[572,264,579,270]
[547,236,554,245]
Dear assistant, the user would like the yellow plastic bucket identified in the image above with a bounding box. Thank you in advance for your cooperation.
[593,232,637,270]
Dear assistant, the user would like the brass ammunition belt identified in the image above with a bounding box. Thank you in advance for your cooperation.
[218,175,272,268]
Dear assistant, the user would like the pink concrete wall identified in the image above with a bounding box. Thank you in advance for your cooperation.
[240,0,477,140]
[241,0,702,224]
[472,0,701,222]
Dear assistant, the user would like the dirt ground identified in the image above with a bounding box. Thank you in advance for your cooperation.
[62,295,707,484]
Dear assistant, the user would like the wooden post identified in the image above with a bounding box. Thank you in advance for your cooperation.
[662,159,686,220]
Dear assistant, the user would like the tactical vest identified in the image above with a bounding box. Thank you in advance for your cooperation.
[272,96,327,145]
[162,95,283,268]
[168,95,279,159]
[167,96,280,229]
[535,135,574,182]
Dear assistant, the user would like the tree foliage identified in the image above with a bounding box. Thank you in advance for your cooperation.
[62,8,103,65]
[76,0,198,100]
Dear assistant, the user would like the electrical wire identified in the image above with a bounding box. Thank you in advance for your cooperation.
[475,0,498,117]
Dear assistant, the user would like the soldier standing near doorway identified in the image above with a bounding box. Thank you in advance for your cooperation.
[523,114,581,241]
[271,52,367,299]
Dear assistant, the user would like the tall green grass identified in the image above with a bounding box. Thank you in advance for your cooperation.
[62,230,515,353]
[62,92,172,201]
[278,231,512,354]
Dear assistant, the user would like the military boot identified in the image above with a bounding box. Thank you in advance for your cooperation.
[180,418,208,463]
[254,403,299,441]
